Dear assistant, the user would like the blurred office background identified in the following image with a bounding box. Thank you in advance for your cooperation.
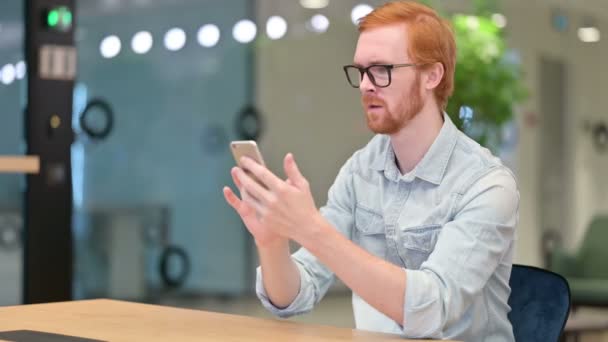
[1,0,608,340]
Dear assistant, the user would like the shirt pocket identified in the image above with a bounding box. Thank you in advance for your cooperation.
[354,204,386,259]
[399,224,442,270]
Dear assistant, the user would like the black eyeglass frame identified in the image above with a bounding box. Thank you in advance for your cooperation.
[342,63,424,88]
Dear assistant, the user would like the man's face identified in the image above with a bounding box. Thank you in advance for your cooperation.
[353,24,424,134]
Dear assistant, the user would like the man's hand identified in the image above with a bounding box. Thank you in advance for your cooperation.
[226,152,408,324]
[226,153,321,245]
[223,167,286,248]
[224,153,312,309]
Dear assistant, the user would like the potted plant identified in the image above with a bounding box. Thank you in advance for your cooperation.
[424,0,528,150]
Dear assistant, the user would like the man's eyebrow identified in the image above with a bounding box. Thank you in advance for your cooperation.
[352,60,391,67]
[369,59,391,64]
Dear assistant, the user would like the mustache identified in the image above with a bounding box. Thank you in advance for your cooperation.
[362,95,386,106]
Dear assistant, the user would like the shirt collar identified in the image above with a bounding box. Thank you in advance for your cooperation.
[370,112,458,185]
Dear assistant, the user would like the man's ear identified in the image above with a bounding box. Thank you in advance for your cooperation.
[424,62,444,90]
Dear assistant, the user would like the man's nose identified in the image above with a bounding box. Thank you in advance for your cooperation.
[359,72,375,94]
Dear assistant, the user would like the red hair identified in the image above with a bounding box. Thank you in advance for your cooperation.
[358,1,456,110]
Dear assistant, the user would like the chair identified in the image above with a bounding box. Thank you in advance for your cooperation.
[508,264,571,342]
[551,216,608,307]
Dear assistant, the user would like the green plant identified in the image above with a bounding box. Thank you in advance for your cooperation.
[447,14,527,149]
[419,0,528,150]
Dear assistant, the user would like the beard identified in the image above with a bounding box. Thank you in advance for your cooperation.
[362,73,424,135]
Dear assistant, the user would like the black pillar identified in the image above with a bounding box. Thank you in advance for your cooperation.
[23,0,76,304]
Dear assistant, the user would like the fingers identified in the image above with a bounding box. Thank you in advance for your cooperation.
[284,153,306,188]
[224,186,261,218]
[240,157,284,191]
[242,190,267,216]
[235,167,275,205]
[230,167,243,189]
[223,186,242,211]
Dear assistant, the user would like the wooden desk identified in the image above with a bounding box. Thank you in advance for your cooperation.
[0,299,442,341]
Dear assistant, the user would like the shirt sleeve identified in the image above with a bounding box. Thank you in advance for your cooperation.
[256,156,356,317]
[401,168,519,338]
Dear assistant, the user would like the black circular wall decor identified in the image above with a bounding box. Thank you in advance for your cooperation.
[79,98,114,140]
[592,122,608,152]
[159,245,190,288]
[235,105,264,140]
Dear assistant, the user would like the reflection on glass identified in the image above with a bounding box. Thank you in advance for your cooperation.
[164,27,186,51]
[99,35,121,58]
[307,14,330,33]
[1,64,16,85]
[351,4,373,25]
[266,16,287,40]
[197,24,220,48]
[131,31,153,54]
[233,19,257,43]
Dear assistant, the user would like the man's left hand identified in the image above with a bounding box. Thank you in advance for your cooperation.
[234,153,322,244]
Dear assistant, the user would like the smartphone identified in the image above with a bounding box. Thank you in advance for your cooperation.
[230,140,267,189]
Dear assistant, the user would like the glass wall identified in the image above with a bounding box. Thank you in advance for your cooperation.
[0,0,25,306]
[71,0,255,301]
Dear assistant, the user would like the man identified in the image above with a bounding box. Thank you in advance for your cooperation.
[223,1,519,340]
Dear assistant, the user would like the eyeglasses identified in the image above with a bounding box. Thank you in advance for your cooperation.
[343,63,422,88]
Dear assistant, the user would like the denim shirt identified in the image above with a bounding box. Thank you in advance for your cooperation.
[256,114,519,341]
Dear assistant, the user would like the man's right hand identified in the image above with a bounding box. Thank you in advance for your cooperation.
[223,167,287,249]
[224,164,302,309]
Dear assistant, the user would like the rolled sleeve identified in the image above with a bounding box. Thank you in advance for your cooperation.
[255,155,356,318]
[402,269,444,338]
[402,168,519,337]
[255,260,317,318]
